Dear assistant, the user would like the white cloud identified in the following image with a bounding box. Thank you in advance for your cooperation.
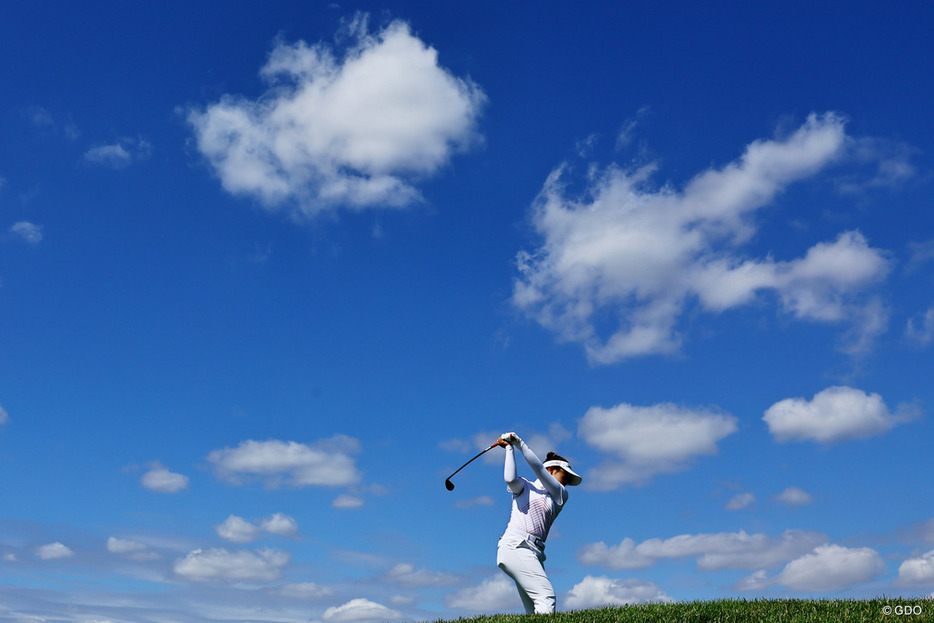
[0,404,8,425]
[216,513,298,542]
[106,537,159,561]
[513,113,893,364]
[578,530,827,571]
[332,494,365,509]
[763,386,912,444]
[216,515,260,543]
[725,492,756,511]
[84,137,152,168]
[578,402,737,489]
[22,106,80,139]
[445,574,520,612]
[207,436,361,488]
[141,462,189,493]
[774,486,813,506]
[564,575,671,609]
[10,222,43,244]
[260,513,298,537]
[741,544,885,592]
[36,542,74,560]
[106,537,145,554]
[174,547,289,582]
[188,15,485,217]
[277,582,335,599]
[906,307,934,347]
[454,496,494,509]
[322,598,404,622]
[898,549,934,585]
[382,562,459,588]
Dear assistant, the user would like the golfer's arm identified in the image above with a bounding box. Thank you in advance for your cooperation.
[504,445,523,494]
[518,441,567,504]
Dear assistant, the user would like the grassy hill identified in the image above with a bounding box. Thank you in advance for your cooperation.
[447,598,933,623]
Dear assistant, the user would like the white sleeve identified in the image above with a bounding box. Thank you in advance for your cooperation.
[504,444,524,495]
[518,441,568,505]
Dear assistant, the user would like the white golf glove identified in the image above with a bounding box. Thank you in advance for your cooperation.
[499,432,522,446]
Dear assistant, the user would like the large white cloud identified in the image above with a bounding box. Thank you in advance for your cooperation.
[578,402,737,489]
[578,530,826,571]
[738,544,885,592]
[763,386,912,444]
[174,547,289,582]
[564,576,671,609]
[207,436,361,488]
[188,15,485,216]
[513,113,893,364]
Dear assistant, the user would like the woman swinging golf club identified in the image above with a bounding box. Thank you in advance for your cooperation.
[495,432,582,614]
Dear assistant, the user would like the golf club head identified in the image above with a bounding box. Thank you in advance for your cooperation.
[444,479,455,491]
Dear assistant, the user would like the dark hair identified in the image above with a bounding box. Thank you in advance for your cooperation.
[546,451,568,464]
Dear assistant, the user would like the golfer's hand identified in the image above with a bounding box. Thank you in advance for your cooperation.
[499,432,522,446]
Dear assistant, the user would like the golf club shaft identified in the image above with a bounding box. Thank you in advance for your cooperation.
[447,441,499,482]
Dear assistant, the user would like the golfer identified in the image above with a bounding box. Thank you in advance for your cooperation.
[495,432,582,614]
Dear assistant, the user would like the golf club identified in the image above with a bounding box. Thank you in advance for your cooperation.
[444,441,501,490]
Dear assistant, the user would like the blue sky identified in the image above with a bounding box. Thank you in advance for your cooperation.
[2,1,933,621]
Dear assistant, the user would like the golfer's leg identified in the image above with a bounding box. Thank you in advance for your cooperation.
[512,578,536,614]
[497,545,535,614]
[517,560,555,614]
[497,545,555,614]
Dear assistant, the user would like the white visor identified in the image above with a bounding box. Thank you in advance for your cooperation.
[543,459,582,486]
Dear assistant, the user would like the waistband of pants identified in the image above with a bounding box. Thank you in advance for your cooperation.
[506,528,545,550]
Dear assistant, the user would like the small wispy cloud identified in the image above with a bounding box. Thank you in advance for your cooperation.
[36,542,74,560]
[906,307,934,347]
[84,136,152,169]
[10,221,43,244]
[332,494,364,509]
[773,486,813,506]
[106,537,160,561]
[215,513,298,543]
[725,492,756,511]
[22,106,80,140]
[141,462,190,493]
[322,598,405,622]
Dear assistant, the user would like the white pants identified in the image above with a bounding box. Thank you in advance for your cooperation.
[496,532,556,614]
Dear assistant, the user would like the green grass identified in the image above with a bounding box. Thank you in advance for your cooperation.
[444,598,934,623]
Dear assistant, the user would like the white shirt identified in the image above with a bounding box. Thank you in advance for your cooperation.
[500,442,569,547]
[505,476,562,543]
